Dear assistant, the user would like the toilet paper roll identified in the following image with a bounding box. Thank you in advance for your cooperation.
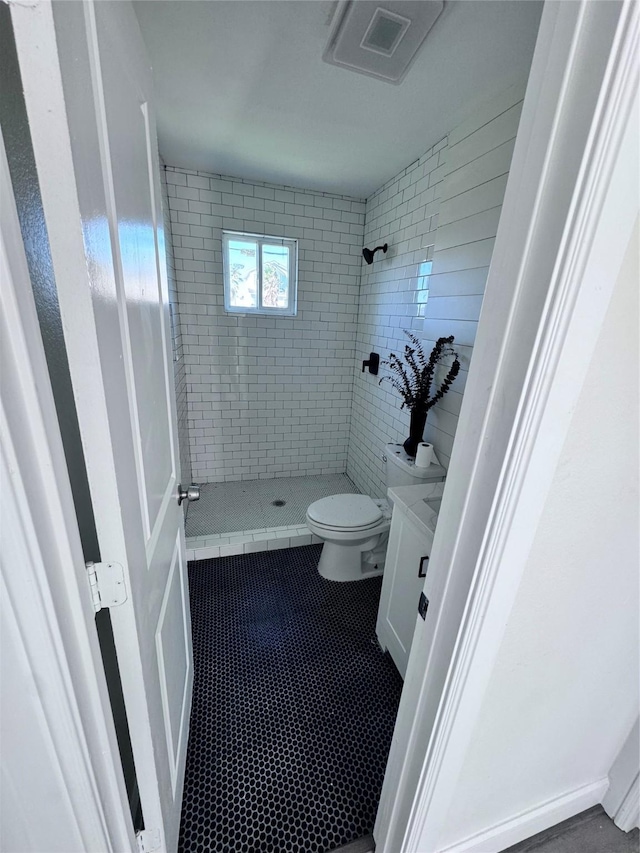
[415,442,434,469]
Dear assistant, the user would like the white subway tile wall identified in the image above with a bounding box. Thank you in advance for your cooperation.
[163,81,527,504]
[347,82,526,498]
[164,168,365,482]
[160,165,192,486]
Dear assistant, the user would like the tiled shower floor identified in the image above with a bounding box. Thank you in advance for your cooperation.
[185,474,359,560]
[180,544,403,853]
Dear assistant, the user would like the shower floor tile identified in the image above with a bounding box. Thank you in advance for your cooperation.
[180,545,403,853]
[185,473,359,537]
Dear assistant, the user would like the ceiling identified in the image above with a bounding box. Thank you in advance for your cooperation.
[134,0,543,198]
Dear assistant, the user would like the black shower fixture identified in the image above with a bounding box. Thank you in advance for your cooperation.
[362,243,388,265]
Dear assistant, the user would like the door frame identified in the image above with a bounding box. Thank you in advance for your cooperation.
[0,126,134,852]
[603,719,640,832]
[8,1,193,849]
[376,1,639,851]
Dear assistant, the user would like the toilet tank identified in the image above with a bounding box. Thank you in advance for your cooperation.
[385,443,447,488]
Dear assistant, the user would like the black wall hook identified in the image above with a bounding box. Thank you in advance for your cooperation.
[362,352,379,375]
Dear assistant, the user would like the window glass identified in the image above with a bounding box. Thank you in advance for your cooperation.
[223,231,297,316]
[261,244,289,309]
[227,239,258,309]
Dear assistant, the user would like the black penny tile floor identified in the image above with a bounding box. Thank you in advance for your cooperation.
[179,544,403,853]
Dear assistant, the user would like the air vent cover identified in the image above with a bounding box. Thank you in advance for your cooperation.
[361,9,410,56]
[323,1,443,84]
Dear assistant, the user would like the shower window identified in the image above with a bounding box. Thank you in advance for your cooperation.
[223,230,298,316]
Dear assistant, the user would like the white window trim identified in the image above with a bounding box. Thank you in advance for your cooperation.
[223,230,298,317]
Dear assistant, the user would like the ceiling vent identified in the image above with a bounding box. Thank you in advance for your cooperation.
[323,1,444,85]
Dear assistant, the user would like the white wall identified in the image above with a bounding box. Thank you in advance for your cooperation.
[346,140,446,497]
[436,218,639,849]
[165,167,365,482]
[423,82,524,464]
[347,83,525,498]
[166,82,527,492]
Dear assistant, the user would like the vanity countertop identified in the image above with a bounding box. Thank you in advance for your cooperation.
[387,481,445,534]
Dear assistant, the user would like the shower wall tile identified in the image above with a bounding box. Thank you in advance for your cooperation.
[347,82,526,498]
[164,167,365,482]
[160,164,192,487]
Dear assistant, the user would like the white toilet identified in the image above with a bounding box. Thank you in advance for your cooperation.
[306,443,446,582]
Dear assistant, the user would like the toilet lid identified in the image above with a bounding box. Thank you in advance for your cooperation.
[307,494,383,530]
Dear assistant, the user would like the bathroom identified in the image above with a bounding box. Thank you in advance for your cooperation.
[133,0,545,849]
[152,7,542,560]
[4,1,638,851]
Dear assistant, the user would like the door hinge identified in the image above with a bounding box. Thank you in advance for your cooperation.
[85,561,127,613]
[136,828,161,853]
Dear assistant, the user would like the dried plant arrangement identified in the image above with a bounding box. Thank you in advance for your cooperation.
[380,332,461,456]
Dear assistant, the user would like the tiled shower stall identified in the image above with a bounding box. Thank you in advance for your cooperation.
[162,170,365,484]
[161,80,526,557]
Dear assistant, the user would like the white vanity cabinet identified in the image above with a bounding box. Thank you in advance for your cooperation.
[376,483,443,678]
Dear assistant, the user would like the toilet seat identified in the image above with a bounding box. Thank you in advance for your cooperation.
[310,517,386,534]
[307,493,383,532]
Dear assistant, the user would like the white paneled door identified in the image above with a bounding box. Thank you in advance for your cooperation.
[11,1,193,850]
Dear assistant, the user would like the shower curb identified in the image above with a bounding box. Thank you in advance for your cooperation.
[186,523,322,561]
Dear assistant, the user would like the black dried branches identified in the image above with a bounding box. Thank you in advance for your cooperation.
[379,332,460,412]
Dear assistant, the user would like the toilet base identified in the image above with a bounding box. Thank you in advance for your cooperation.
[317,540,386,582]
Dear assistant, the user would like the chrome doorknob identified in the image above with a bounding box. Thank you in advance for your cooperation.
[178,484,200,505]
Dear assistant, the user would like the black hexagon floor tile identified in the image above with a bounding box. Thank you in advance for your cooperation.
[179,544,403,853]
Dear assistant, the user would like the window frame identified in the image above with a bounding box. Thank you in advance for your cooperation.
[222,230,298,317]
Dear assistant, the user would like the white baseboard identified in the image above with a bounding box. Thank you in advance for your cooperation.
[439,778,609,853]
